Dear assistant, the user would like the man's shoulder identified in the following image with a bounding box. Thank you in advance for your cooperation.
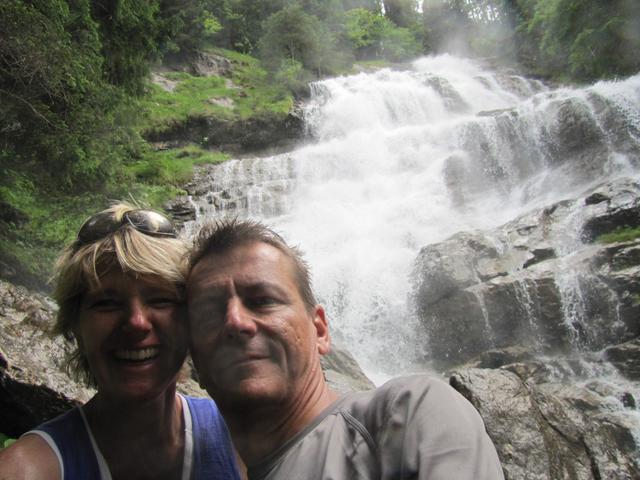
[343,374,454,410]
[337,373,476,432]
[375,373,451,396]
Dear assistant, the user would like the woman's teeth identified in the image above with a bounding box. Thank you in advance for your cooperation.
[114,347,160,361]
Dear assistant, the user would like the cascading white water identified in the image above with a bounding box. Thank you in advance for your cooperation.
[189,55,640,383]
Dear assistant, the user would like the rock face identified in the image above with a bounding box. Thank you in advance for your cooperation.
[412,178,640,368]
[450,365,639,479]
[145,111,305,153]
[321,337,375,393]
[605,339,640,380]
[411,176,640,478]
[0,281,92,437]
[0,280,372,438]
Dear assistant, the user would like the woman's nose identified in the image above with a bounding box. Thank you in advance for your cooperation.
[122,298,152,332]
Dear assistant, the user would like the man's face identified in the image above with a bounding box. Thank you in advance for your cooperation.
[187,241,329,411]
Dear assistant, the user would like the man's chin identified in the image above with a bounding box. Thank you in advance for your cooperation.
[206,381,286,412]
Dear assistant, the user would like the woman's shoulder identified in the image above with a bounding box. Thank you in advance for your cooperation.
[0,434,61,480]
[181,394,220,413]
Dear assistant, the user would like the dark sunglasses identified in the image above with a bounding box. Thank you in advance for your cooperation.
[76,209,177,246]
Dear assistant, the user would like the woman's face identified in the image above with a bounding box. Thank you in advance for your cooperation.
[76,269,188,403]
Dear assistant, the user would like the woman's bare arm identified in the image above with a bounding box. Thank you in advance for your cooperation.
[0,434,61,480]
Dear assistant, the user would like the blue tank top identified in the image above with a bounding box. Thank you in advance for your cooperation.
[27,395,241,480]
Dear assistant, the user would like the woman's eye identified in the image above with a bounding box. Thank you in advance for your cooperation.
[89,298,121,311]
[149,297,180,308]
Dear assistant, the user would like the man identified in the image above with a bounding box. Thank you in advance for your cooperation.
[187,219,504,479]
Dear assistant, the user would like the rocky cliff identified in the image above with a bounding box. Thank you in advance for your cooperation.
[411,177,640,479]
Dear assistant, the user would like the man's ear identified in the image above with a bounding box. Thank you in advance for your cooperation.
[312,305,331,355]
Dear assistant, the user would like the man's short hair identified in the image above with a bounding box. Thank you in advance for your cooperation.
[52,203,187,387]
[188,219,317,312]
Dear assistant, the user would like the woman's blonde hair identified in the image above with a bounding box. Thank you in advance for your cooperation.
[51,203,187,387]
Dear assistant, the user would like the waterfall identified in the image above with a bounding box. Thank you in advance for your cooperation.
[188,55,640,383]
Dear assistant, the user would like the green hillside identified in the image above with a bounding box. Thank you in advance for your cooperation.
[0,47,292,290]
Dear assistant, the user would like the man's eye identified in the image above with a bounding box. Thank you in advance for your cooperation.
[249,297,278,308]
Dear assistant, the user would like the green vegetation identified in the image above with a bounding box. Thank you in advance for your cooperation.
[0,432,16,449]
[596,226,640,245]
[345,8,421,61]
[422,0,640,82]
[130,145,229,188]
[0,142,229,287]
[140,49,293,137]
[508,0,640,81]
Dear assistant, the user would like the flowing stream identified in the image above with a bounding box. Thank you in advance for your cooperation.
[187,55,640,384]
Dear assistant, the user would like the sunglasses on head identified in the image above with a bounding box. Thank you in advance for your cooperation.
[76,209,177,246]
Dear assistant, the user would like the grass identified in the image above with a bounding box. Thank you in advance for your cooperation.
[0,432,16,450]
[0,172,103,285]
[1,144,229,287]
[596,226,640,244]
[126,144,229,188]
[139,48,294,137]
[351,59,391,72]
[115,144,229,207]
[1,48,293,288]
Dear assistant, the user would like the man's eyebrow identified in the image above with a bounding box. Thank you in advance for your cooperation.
[188,280,289,298]
[239,281,290,298]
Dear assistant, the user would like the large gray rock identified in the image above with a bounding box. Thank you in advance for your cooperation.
[410,176,640,476]
[412,178,640,367]
[605,338,640,380]
[0,281,93,437]
[321,337,375,393]
[450,366,640,480]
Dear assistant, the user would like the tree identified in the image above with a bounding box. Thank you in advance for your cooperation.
[345,8,389,57]
[0,0,165,193]
[92,0,164,95]
[258,5,337,76]
[0,0,120,189]
[525,0,640,80]
[344,0,381,10]
[384,0,419,28]
[345,7,421,60]
[157,0,226,59]
[422,0,473,53]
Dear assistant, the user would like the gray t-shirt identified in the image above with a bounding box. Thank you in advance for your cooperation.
[248,374,504,480]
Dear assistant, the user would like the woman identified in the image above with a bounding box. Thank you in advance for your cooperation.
[0,203,241,479]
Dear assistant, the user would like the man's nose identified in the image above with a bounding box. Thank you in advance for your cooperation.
[223,297,257,338]
[122,298,152,332]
